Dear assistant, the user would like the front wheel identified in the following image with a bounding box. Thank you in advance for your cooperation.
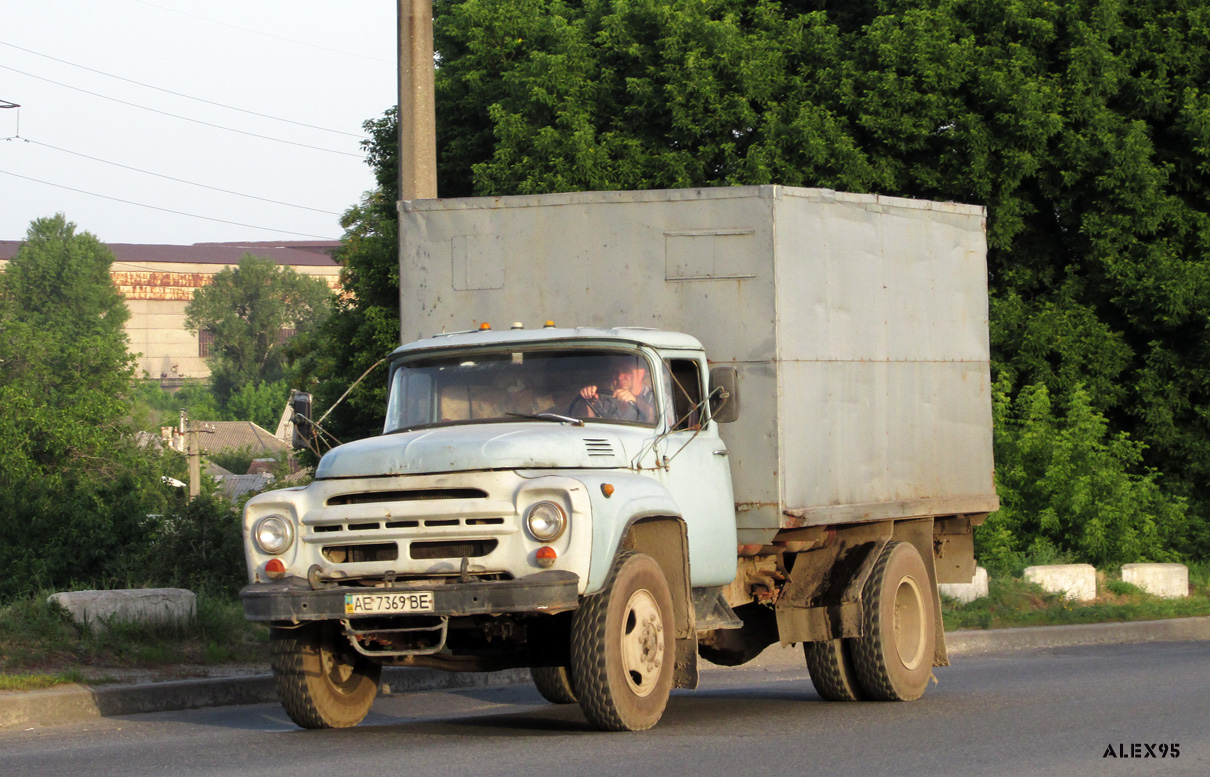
[270,622,381,729]
[530,665,578,704]
[571,551,675,731]
[849,541,936,701]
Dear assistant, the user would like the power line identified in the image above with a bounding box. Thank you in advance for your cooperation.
[133,0,393,65]
[0,40,365,139]
[0,168,340,240]
[12,136,342,215]
[0,64,363,158]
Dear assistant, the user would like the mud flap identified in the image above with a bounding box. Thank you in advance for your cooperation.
[674,635,699,690]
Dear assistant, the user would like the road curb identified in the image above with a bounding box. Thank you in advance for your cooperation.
[0,666,530,731]
[944,615,1210,655]
[4,617,1209,730]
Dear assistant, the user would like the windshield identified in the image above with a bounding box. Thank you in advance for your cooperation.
[385,347,660,432]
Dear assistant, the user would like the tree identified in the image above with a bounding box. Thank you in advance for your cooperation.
[184,253,334,409]
[291,113,401,449]
[316,0,1210,555]
[425,0,1210,552]
[0,215,169,598]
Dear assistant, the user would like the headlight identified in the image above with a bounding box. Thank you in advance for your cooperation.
[253,515,294,555]
[526,501,567,542]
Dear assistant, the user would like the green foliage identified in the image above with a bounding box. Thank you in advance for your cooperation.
[980,378,1190,572]
[292,125,400,451]
[225,379,290,430]
[0,215,172,600]
[418,0,1210,553]
[139,493,247,598]
[1104,578,1144,596]
[130,378,287,433]
[184,253,333,407]
[311,1,1210,562]
[128,379,223,432]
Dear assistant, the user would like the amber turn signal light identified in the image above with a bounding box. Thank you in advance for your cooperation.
[535,546,557,568]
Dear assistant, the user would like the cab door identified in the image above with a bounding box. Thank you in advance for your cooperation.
[655,354,738,588]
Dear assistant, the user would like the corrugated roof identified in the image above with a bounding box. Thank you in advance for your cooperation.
[219,473,275,502]
[0,240,339,267]
[193,421,289,455]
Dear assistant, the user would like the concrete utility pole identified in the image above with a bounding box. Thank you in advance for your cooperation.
[180,410,213,499]
[397,0,437,200]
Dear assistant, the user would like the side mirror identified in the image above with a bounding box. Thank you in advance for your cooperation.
[291,391,313,449]
[708,367,739,424]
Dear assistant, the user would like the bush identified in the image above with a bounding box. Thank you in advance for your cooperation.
[141,493,247,598]
[978,378,1189,573]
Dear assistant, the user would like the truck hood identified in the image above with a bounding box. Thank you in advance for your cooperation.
[314,422,640,479]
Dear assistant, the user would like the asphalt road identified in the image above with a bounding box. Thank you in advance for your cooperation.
[2,641,1206,777]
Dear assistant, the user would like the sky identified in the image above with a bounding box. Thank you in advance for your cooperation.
[0,0,397,245]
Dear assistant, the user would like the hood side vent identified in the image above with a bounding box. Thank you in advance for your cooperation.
[583,438,617,457]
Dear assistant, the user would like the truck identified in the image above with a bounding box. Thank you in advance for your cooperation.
[240,185,998,731]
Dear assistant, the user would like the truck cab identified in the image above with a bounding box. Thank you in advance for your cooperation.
[241,326,740,731]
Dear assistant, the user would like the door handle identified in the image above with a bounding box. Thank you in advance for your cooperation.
[713,449,729,457]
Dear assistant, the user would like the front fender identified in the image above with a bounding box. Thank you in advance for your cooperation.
[564,472,682,595]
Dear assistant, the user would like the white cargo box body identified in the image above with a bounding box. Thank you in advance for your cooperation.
[399,186,998,543]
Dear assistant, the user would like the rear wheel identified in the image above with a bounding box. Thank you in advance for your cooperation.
[571,551,674,731]
[270,622,380,729]
[850,542,936,701]
[804,638,864,701]
[530,665,578,704]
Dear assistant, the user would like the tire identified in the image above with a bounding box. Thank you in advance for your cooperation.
[571,551,675,731]
[850,541,936,701]
[804,638,865,701]
[530,665,578,704]
[270,622,381,729]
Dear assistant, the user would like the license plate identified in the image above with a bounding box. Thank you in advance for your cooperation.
[344,591,434,615]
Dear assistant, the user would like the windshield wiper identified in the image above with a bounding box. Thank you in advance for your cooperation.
[506,412,585,427]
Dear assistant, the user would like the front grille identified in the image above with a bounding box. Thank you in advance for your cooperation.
[315,520,420,534]
[323,543,400,564]
[409,539,498,560]
[309,516,504,535]
[326,488,488,506]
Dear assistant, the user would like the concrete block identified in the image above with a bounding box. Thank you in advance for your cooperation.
[48,588,196,631]
[1024,564,1097,602]
[939,566,989,604]
[1121,563,1189,599]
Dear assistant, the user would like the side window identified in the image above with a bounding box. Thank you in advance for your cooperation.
[665,359,703,431]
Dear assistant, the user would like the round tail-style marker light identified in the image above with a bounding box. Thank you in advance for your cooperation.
[479,322,492,330]
[265,558,287,579]
[601,483,615,498]
[511,321,524,329]
[535,546,557,568]
[543,320,556,328]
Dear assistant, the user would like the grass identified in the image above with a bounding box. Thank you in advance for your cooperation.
[0,592,269,690]
[942,562,1210,630]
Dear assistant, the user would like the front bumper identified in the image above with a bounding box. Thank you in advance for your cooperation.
[241,570,581,622]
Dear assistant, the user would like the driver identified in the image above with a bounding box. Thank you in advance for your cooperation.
[573,358,657,423]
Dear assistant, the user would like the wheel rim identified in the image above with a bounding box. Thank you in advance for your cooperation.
[892,574,927,671]
[620,588,665,697]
